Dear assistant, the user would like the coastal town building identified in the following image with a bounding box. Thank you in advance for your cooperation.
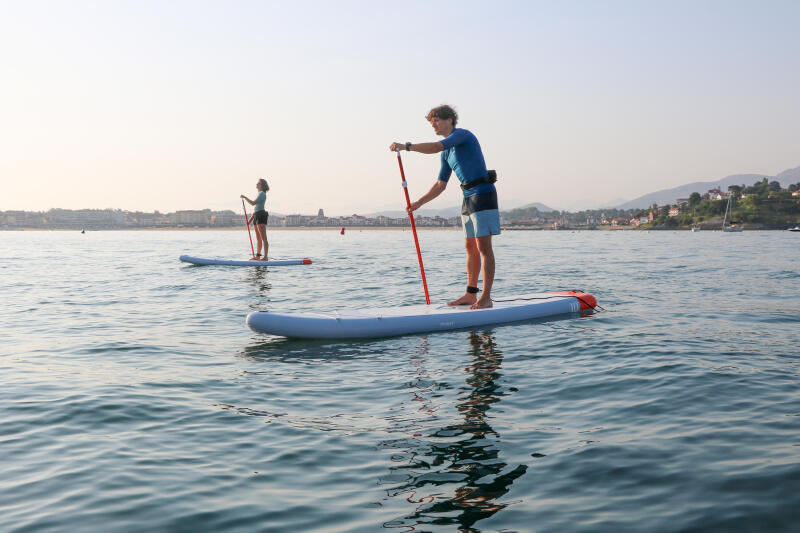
[4,178,798,230]
[173,210,211,225]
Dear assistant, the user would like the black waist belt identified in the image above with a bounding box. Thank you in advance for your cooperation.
[460,169,497,190]
[461,189,499,215]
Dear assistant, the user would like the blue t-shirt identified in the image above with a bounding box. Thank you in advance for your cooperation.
[437,128,495,197]
[254,191,266,212]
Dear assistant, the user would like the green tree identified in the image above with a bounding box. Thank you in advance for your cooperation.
[688,192,701,207]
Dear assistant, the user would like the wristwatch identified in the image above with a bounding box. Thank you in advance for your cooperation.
[405,142,411,151]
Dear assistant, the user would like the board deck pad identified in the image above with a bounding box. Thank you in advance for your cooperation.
[180,255,312,266]
[246,291,597,339]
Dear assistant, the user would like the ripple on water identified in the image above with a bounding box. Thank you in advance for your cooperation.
[1,230,799,532]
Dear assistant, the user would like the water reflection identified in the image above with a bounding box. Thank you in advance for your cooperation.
[238,337,391,363]
[245,267,271,299]
[380,331,526,531]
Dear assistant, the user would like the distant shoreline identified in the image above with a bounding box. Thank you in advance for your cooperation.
[3,225,791,232]
[2,226,462,232]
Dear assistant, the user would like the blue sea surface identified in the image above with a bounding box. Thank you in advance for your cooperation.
[1,229,798,532]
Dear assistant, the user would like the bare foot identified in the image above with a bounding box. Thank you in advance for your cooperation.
[447,293,478,306]
[470,296,493,310]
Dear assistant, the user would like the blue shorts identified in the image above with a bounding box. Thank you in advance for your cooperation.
[462,209,501,238]
[460,190,500,238]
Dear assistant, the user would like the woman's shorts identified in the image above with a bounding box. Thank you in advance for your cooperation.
[461,191,501,238]
[253,210,269,225]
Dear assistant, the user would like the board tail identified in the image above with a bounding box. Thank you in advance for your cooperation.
[547,291,597,311]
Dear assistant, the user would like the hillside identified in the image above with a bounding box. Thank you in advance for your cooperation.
[367,201,556,219]
[512,202,557,213]
[616,166,799,209]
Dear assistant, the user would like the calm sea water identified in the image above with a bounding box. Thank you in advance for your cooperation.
[1,229,798,532]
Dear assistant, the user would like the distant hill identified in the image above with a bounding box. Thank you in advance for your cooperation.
[365,201,556,219]
[513,202,557,213]
[364,206,463,219]
[615,166,799,210]
[776,166,800,182]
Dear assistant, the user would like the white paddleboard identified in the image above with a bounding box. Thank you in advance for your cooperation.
[180,255,312,266]
[246,291,598,339]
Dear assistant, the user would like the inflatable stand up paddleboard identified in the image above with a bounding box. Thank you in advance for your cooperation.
[247,291,598,339]
[180,255,312,266]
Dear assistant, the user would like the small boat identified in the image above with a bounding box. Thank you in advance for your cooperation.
[691,225,699,232]
[721,194,743,232]
[789,226,800,232]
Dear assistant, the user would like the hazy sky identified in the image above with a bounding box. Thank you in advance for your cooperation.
[2,0,798,214]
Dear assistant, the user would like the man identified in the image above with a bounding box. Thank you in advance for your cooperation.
[390,104,500,309]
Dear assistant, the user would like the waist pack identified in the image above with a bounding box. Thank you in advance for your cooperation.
[460,169,497,190]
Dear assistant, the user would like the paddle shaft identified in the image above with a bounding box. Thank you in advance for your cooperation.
[241,198,256,257]
[395,151,431,305]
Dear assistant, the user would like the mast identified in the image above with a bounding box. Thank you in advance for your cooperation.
[722,194,730,229]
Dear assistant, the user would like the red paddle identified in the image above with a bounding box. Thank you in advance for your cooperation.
[395,150,431,305]
[241,198,256,258]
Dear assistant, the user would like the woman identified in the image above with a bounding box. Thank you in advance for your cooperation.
[240,178,269,260]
